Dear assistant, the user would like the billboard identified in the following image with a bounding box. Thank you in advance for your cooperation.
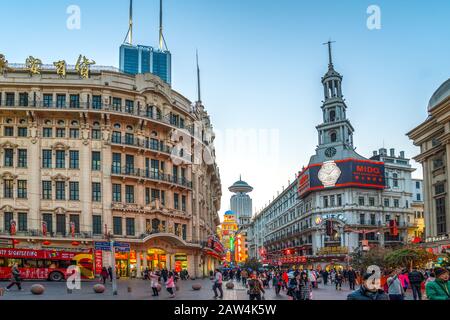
[298,158,385,198]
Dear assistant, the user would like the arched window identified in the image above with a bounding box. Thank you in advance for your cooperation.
[330,131,337,143]
[330,110,336,122]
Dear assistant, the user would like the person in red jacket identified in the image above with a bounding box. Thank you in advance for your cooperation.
[282,271,289,291]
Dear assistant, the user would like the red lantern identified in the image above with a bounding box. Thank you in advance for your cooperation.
[13,239,20,245]
[43,241,51,246]
[71,241,80,246]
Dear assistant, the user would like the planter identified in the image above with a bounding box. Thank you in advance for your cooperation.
[192,284,202,291]
[30,284,45,295]
[93,284,105,293]
[226,282,234,290]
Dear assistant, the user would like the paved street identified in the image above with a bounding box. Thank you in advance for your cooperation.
[0,278,419,300]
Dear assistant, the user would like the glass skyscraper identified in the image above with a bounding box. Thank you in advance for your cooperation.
[119,44,172,85]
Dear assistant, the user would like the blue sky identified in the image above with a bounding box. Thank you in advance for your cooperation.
[2,0,450,216]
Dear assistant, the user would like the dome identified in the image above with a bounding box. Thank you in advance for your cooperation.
[228,177,253,193]
[224,210,236,216]
[428,78,450,111]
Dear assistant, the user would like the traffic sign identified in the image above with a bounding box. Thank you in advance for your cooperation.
[94,241,112,251]
[113,242,130,252]
[94,241,130,252]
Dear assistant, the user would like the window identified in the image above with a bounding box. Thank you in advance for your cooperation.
[151,189,160,202]
[92,128,101,140]
[369,197,375,206]
[370,214,376,225]
[42,181,52,200]
[4,212,13,232]
[112,184,122,202]
[69,215,80,234]
[150,159,159,178]
[113,217,122,235]
[125,100,134,114]
[43,127,53,138]
[358,197,365,206]
[393,173,399,188]
[43,214,53,234]
[394,199,399,208]
[69,150,79,169]
[92,95,102,109]
[359,214,365,225]
[416,181,420,189]
[337,194,342,206]
[112,97,122,111]
[323,196,329,208]
[19,93,28,106]
[161,190,165,206]
[4,126,13,136]
[18,213,27,232]
[125,185,135,203]
[92,151,101,171]
[330,195,335,207]
[68,128,79,139]
[4,180,13,198]
[4,149,13,167]
[17,149,27,168]
[145,188,150,205]
[56,214,66,235]
[56,128,65,138]
[174,193,180,210]
[125,155,134,174]
[5,93,14,106]
[17,180,27,199]
[56,181,66,200]
[69,94,80,108]
[125,133,134,145]
[126,218,135,236]
[384,198,390,207]
[416,193,421,201]
[112,131,121,144]
[56,150,65,168]
[330,131,337,143]
[182,195,186,211]
[18,127,27,137]
[435,183,445,195]
[182,225,187,240]
[93,215,102,235]
[56,94,66,108]
[42,150,52,168]
[112,153,121,174]
[69,182,79,201]
[92,182,101,202]
[43,94,53,107]
[436,197,447,235]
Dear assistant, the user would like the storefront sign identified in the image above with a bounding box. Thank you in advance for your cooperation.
[94,250,103,275]
[298,159,385,198]
[321,213,348,223]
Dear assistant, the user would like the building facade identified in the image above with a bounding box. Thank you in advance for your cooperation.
[248,46,415,270]
[229,178,253,227]
[408,78,450,253]
[0,61,221,278]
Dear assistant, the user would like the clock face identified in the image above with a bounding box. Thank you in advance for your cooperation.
[325,147,337,158]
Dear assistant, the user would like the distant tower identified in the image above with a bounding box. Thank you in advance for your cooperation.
[119,0,172,85]
[229,176,253,227]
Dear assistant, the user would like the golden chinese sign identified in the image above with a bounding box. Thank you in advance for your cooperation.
[317,246,349,255]
[53,60,67,78]
[26,56,42,75]
[75,54,95,79]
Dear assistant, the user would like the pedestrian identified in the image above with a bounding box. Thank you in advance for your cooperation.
[425,267,450,300]
[212,268,223,299]
[298,272,312,300]
[335,271,344,290]
[5,263,22,291]
[143,267,149,280]
[161,268,168,283]
[247,271,265,300]
[282,271,289,291]
[308,268,317,288]
[165,272,176,298]
[347,272,389,300]
[150,271,160,296]
[100,267,109,285]
[107,266,113,282]
[272,273,282,295]
[322,269,329,286]
[387,270,405,300]
[398,269,410,293]
[241,269,248,286]
[347,266,357,290]
[408,267,425,300]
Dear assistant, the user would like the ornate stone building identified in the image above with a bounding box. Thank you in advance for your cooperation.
[0,61,222,278]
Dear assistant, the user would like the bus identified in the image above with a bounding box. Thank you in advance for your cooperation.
[0,248,94,281]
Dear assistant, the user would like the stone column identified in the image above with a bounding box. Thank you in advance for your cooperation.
[143,251,148,269]
[446,142,450,235]
[28,124,41,231]
[101,135,113,235]
[136,251,142,278]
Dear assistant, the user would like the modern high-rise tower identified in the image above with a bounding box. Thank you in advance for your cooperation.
[119,0,172,85]
[229,177,253,227]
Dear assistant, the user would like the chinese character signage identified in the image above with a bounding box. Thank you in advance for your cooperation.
[298,158,385,198]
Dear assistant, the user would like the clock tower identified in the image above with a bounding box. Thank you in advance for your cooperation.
[309,41,365,165]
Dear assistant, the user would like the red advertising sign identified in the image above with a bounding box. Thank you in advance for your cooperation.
[94,250,103,275]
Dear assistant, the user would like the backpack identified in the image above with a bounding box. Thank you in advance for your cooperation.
[248,279,262,295]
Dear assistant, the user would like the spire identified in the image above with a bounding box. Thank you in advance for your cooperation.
[159,0,164,50]
[124,0,133,44]
[323,40,335,69]
[196,49,202,103]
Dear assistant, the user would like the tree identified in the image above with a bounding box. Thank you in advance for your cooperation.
[242,258,262,271]
[384,247,436,270]
[349,247,392,272]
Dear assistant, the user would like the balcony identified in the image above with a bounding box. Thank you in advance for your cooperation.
[111,166,193,189]
[0,100,194,135]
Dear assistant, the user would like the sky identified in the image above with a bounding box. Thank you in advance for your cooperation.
[1,0,450,218]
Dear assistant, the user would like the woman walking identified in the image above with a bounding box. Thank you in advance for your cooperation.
[150,270,160,297]
[298,272,312,300]
[165,272,176,298]
[100,267,109,284]
[335,271,344,290]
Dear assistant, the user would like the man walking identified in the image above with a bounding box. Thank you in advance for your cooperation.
[247,271,265,300]
[213,268,223,299]
[347,266,357,290]
[241,269,248,286]
[5,263,22,291]
[347,272,389,300]
[408,267,425,300]
[107,266,113,282]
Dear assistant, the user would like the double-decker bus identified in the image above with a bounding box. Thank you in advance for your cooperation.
[0,248,94,281]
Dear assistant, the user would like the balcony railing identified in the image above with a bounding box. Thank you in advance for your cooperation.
[111,166,193,189]
[0,100,194,135]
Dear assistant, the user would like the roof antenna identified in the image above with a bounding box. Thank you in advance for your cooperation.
[123,0,133,44]
[322,39,336,69]
[159,0,169,51]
